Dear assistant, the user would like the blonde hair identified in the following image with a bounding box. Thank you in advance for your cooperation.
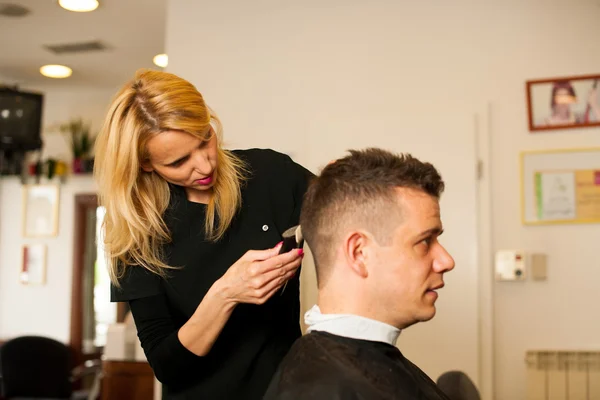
[94,69,247,285]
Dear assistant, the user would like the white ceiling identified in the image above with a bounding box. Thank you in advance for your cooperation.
[0,0,166,88]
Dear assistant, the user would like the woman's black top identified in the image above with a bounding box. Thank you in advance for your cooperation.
[111,149,314,400]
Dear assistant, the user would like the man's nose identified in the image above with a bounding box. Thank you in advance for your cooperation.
[433,245,455,273]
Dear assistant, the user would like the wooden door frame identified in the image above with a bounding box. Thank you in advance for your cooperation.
[70,193,127,366]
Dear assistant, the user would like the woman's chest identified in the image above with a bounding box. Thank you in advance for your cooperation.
[162,189,294,314]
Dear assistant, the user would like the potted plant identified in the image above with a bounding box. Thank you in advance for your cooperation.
[59,118,95,174]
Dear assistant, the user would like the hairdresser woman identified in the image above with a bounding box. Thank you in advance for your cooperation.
[94,69,313,399]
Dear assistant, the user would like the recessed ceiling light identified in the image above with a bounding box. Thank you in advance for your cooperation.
[40,64,73,78]
[153,54,168,68]
[58,0,99,12]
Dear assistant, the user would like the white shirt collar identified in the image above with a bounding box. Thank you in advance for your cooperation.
[304,305,401,346]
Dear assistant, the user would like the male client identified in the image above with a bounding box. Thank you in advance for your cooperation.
[264,148,455,400]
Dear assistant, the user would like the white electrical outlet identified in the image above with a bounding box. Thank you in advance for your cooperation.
[495,250,526,281]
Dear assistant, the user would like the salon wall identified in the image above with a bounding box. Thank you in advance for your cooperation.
[485,5,600,400]
[166,0,486,393]
[166,1,600,399]
[0,87,114,342]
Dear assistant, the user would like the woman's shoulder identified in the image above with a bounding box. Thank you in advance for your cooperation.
[231,148,303,179]
[231,148,292,168]
[231,148,313,198]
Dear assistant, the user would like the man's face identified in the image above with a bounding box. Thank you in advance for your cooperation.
[367,188,455,329]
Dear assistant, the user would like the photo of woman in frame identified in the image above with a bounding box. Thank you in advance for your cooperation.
[526,74,600,132]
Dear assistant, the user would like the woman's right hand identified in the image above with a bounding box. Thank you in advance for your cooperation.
[217,243,304,305]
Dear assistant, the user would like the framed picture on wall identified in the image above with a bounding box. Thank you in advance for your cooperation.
[20,243,47,285]
[22,184,60,237]
[521,147,600,225]
[526,74,600,132]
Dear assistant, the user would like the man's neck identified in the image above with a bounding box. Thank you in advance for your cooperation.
[317,271,404,330]
[318,291,380,322]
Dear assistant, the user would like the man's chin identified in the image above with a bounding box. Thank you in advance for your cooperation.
[418,306,436,322]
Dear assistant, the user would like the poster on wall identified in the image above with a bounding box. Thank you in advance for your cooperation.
[522,148,600,225]
[526,74,600,132]
[533,170,600,221]
[22,184,60,237]
[20,244,47,285]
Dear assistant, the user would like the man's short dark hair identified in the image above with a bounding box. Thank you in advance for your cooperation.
[300,148,444,286]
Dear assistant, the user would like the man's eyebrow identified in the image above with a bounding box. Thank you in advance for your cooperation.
[416,227,444,239]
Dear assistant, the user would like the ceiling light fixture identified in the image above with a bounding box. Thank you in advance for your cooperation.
[58,0,99,12]
[153,54,168,68]
[40,64,73,79]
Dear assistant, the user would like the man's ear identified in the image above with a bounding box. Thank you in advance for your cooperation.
[343,231,371,279]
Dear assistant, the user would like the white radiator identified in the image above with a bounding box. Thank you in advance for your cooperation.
[526,351,600,400]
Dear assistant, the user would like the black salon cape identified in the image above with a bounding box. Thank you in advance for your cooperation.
[263,331,451,400]
[111,149,313,400]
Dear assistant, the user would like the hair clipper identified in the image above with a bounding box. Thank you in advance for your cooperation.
[278,225,304,254]
[278,225,304,294]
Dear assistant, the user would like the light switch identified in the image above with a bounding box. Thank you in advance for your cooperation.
[531,253,547,281]
[495,250,526,281]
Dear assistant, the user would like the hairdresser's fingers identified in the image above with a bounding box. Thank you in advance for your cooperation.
[255,247,303,274]
[244,242,283,262]
[248,255,302,290]
[252,268,298,304]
